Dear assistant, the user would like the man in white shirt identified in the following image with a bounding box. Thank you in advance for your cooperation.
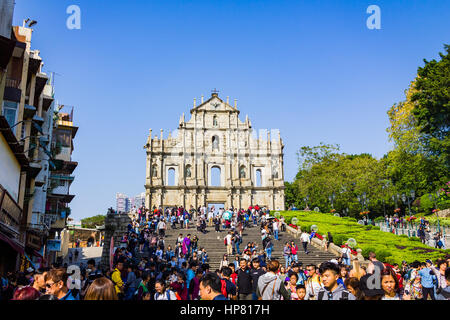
[341,245,351,266]
[208,210,214,227]
[300,231,310,254]
[157,219,166,237]
[273,220,279,241]
[225,232,233,255]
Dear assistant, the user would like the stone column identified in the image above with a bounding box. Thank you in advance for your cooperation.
[270,191,275,211]
[227,192,232,209]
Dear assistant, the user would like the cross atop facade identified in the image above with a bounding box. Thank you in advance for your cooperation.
[211,88,219,95]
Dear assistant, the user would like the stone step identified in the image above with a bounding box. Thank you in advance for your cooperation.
[159,224,337,268]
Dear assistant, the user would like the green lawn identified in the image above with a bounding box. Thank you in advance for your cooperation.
[276,210,450,265]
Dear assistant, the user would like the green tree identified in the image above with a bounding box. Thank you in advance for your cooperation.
[81,215,105,228]
[291,145,390,218]
[411,44,450,170]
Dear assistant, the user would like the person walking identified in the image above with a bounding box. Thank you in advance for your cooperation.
[263,236,273,260]
[225,232,233,256]
[419,260,436,300]
[290,241,299,264]
[300,231,310,254]
[283,242,291,269]
[219,255,229,270]
[157,219,166,237]
[256,260,290,300]
[111,260,125,300]
[250,258,266,300]
[273,219,279,241]
[341,244,351,266]
[124,265,137,300]
[236,258,253,300]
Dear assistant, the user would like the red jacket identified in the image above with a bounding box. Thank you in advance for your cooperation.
[290,244,298,255]
[171,281,188,300]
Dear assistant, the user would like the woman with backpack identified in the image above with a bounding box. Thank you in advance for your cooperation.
[154,280,177,300]
[135,272,151,301]
[263,236,273,261]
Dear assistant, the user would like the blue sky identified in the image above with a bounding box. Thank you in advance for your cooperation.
[12,0,450,221]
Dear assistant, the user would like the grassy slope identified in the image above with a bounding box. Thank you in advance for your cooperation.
[276,211,450,265]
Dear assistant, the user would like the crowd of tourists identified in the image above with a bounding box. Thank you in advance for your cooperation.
[384,215,446,249]
[1,205,449,300]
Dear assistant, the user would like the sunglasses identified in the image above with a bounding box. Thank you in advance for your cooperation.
[45,281,61,288]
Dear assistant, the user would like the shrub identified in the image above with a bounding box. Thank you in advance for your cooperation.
[438,199,450,210]
[419,194,434,213]
[361,247,377,259]
[374,216,385,223]
[384,256,397,265]
[375,249,391,262]
[333,234,347,246]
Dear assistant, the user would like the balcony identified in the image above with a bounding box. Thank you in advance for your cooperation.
[47,188,75,203]
[5,77,21,89]
[0,184,23,236]
[0,35,15,69]
[27,162,42,180]
[50,174,75,182]
[23,104,37,119]
[42,84,54,112]
[4,78,21,103]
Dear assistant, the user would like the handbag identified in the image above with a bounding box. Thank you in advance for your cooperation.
[258,279,276,300]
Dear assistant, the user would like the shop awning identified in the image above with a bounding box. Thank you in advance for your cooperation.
[0,233,24,254]
[32,250,44,259]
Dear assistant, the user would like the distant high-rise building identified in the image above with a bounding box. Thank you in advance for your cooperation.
[130,192,145,209]
[116,193,130,213]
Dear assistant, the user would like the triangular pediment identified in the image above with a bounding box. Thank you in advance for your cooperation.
[190,94,238,113]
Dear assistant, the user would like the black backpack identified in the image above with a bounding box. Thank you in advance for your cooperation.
[318,289,349,300]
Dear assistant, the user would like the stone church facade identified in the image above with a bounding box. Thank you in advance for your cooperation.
[144,92,285,211]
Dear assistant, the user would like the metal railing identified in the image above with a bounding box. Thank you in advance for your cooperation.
[0,185,23,233]
[5,77,21,89]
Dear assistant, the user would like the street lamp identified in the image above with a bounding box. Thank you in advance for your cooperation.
[429,190,441,232]
[392,194,400,211]
[357,193,370,222]
[401,190,415,216]
[304,195,309,209]
[382,182,389,217]
[328,192,336,210]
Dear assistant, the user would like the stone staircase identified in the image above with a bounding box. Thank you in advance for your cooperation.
[161,222,337,270]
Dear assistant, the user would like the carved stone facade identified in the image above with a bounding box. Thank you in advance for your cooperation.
[144,93,285,211]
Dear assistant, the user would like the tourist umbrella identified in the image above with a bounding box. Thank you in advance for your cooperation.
[223,211,233,220]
